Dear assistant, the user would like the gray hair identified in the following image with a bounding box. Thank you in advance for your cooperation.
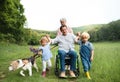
[60,18,66,22]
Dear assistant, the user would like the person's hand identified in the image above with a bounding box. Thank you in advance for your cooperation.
[45,34,49,38]
[90,56,93,61]
[76,32,81,37]
[45,34,51,43]
[76,32,81,40]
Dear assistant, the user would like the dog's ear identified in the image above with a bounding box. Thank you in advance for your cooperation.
[22,60,29,65]
[38,50,43,55]
[11,61,19,70]
[38,51,42,55]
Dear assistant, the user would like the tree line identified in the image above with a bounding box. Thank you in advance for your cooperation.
[73,19,120,42]
[87,20,120,42]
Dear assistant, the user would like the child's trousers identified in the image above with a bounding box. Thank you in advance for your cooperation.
[42,59,52,71]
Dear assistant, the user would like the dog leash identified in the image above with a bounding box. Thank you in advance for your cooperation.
[50,44,58,50]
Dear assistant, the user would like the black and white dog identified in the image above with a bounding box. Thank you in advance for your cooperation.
[8,56,39,76]
[9,48,42,76]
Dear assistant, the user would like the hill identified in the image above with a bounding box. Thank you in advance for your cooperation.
[72,24,105,33]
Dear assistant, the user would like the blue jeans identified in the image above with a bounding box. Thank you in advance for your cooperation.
[58,50,77,72]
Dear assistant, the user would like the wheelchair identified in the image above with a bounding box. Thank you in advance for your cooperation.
[54,53,80,77]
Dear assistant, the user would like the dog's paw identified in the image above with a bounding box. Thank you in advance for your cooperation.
[20,71,25,77]
[29,74,32,76]
[20,73,25,77]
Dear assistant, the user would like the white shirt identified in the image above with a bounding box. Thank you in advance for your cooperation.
[52,33,76,53]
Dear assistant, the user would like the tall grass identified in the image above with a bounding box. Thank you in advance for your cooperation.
[0,42,120,82]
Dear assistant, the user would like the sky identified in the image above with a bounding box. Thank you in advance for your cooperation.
[21,0,120,31]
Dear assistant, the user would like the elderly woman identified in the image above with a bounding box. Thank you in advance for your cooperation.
[57,18,73,36]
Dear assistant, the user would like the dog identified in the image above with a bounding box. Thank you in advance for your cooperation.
[8,56,39,76]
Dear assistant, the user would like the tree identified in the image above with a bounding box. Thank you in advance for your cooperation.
[0,0,26,43]
[88,19,120,42]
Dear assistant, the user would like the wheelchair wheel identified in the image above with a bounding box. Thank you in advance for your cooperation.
[54,55,60,76]
[74,55,80,77]
[54,54,80,77]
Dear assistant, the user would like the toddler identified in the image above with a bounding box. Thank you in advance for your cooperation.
[38,35,52,77]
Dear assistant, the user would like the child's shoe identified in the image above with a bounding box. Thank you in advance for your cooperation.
[85,71,91,79]
[41,71,46,77]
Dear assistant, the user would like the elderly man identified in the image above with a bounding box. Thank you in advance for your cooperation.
[52,25,77,77]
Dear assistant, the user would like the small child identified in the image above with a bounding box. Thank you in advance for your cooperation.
[77,32,94,79]
[38,35,52,77]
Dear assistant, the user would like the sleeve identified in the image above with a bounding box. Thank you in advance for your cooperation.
[51,36,59,44]
[90,43,94,50]
[77,40,82,45]
[38,46,42,50]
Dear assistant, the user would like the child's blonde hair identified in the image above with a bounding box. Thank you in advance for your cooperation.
[39,37,48,44]
[81,32,90,40]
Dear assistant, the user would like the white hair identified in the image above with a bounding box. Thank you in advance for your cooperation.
[60,18,66,22]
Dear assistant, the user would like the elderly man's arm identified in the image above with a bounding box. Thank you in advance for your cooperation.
[51,36,59,44]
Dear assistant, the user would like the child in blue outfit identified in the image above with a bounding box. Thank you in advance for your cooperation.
[38,35,52,77]
[77,32,94,79]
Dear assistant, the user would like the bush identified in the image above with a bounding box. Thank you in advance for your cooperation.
[0,33,16,43]
[28,37,39,45]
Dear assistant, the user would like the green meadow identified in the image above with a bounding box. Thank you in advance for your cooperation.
[0,41,120,82]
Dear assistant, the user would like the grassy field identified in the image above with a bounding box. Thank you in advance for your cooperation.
[0,41,120,82]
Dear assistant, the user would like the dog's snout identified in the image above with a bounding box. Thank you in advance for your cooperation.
[9,66,13,71]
